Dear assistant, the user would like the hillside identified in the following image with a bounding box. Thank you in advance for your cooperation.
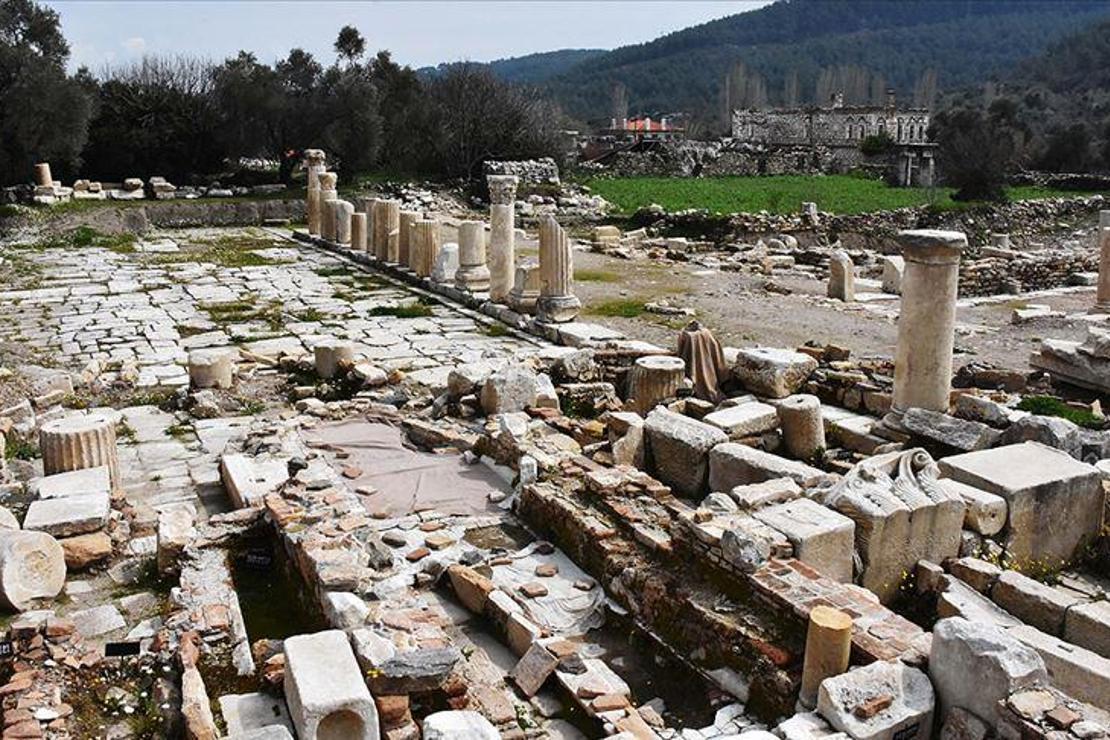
[540,0,1110,125]
[419,48,605,85]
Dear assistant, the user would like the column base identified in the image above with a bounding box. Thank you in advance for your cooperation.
[456,266,491,293]
[536,294,581,324]
[1092,301,1110,314]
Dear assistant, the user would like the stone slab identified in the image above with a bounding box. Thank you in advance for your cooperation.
[23,491,110,537]
[1010,624,1110,710]
[709,442,832,492]
[753,498,854,582]
[703,402,779,438]
[30,466,111,500]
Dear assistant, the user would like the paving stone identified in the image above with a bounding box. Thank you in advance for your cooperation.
[23,492,110,537]
[70,604,126,638]
[30,466,111,500]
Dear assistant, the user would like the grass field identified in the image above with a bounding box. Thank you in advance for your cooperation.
[585,175,1100,216]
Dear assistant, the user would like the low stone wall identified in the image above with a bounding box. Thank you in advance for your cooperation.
[599,140,884,179]
[960,251,1100,295]
[147,199,304,228]
[483,158,560,185]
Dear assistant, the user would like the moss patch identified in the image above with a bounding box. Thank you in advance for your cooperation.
[1017,395,1105,429]
[586,298,645,318]
[574,268,621,283]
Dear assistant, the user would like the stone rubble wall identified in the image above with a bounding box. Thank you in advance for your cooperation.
[482,158,561,185]
[598,140,885,179]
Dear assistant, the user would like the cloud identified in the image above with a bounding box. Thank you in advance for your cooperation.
[121,36,147,54]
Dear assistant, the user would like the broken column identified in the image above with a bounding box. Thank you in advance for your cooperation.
[304,149,327,237]
[455,221,491,293]
[890,229,966,417]
[284,630,379,740]
[318,173,339,242]
[777,394,826,460]
[335,200,355,246]
[373,199,400,263]
[487,174,519,302]
[627,356,686,415]
[431,242,459,286]
[508,259,541,314]
[34,163,52,188]
[1096,210,1110,312]
[314,338,354,379]
[827,251,855,301]
[39,415,121,492]
[536,216,580,323]
[411,219,440,278]
[351,212,368,251]
[676,320,726,402]
[0,531,66,611]
[398,210,421,269]
[188,348,236,389]
[799,606,852,708]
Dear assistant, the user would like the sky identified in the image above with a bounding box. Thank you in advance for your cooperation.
[44,1,771,73]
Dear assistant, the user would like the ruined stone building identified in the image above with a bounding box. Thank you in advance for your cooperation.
[731,91,936,185]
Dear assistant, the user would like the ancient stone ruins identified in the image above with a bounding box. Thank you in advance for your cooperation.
[0,148,1106,740]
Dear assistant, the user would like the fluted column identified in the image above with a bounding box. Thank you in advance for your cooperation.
[627,356,685,415]
[40,415,121,492]
[399,210,422,270]
[1096,210,1110,311]
[508,259,540,314]
[361,198,383,257]
[411,219,440,278]
[373,200,401,263]
[455,221,490,292]
[536,216,580,323]
[487,175,519,302]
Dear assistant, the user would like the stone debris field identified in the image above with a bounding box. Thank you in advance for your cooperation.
[0,150,1106,740]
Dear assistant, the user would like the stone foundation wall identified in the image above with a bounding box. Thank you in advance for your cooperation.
[603,141,882,179]
[483,158,560,185]
[147,199,305,228]
[959,251,1100,295]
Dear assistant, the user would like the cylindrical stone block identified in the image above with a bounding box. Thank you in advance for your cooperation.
[188,349,235,390]
[411,219,440,278]
[1097,211,1110,310]
[374,200,400,263]
[351,213,368,252]
[487,175,519,302]
[777,394,825,460]
[39,415,121,492]
[34,163,52,187]
[314,339,355,379]
[0,531,66,611]
[508,259,540,314]
[399,210,422,269]
[891,229,966,415]
[627,356,686,415]
[456,220,490,293]
[321,199,339,242]
[335,200,354,245]
[799,605,852,708]
[307,189,322,237]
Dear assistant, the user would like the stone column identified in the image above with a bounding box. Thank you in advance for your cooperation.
[777,394,825,460]
[799,605,852,708]
[627,356,686,415]
[314,338,354,379]
[304,150,326,237]
[411,219,440,278]
[399,210,422,269]
[335,200,354,245]
[351,213,368,252]
[361,198,382,257]
[373,200,400,263]
[188,348,236,389]
[455,221,490,292]
[487,175,519,302]
[318,173,338,242]
[1096,210,1110,311]
[34,163,52,187]
[431,243,459,285]
[827,251,855,301]
[39,415,121,492]
[536,216,580,323]
[508,259,540,314]
[890,229,966,417]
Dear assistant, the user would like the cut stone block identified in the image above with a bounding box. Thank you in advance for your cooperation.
[220,454,289,509]
[1009,624,1110,710]
[219,693,295,737]
[816,660,934,740]
[71,604,126,638]
[730,478,802,509]
[422,710,499,740]
[937,478,1006,536]
[23,491,110,537]
[990,570,1080,636]
[703,402,779,438]
[447,565,494,614]
[929,617,1046,728]
[901,408,1000,452]
[732,347,817,398]
[283,630,378,740]
[30,466,111,500]
[938,442,1103,567]
[709,443,831,492]
[1064,600,1110,658]
[510,642,558,697]
[936,577,1022,629]
[644,407,728,496]
[947,557,1000,594]
[881,256,904,295]
[157,506,196,576]
[754,498,855,582]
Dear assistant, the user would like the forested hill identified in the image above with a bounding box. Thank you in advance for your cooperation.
[537,0,1110,125]
[419,48,605,85]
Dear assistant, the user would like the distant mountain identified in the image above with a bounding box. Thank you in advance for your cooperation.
[419,48,606,85]
[538,0,1110,125]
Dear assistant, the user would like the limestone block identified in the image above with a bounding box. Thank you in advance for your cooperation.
[827,251,855,302]
[881,256,904,295]
[283,630,379,740]
[59,531,112,570]
[509,642,557,697]
[313,338,355,379]
[937,479,1006,536]
[1008,624,1110,711]
[644,407,728,497]
[608,411,645,468]
[901,408,1001,452]
[729,478,802,509]
[929,617,1046,728]
[704,402,779,438]
[939,707,988,740]
[627,356,686,415]
[366,647,460,695]
[219,693,295,737]
[480,365,538,415]
[188,348,236,389]
[219,454,289,509]
[709,443,831,492]
[720,515,789,573]
[936,577,1022,628]
[732,347,817,399]
[156,506,196,576]
[430,242,459,285]
[39,415,121,492]
[334,200,354,245]
[816,661,933,740]
[990,570,1080,636]
[947,557,1001,594]
[754,498,855,582]
[0,531,66,611]
[422,711,499,740]
[777,394,826,460]
[778,711,846,740]
[30,465,110,500]
[351,212,368,251]
[1064,600,1110,658]
[938,442,1103,567]
[24,492,110,537]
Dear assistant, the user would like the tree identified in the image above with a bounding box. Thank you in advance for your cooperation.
[930,105,1019,201]
[334,25,366,65]
[0,0,91,185]
[319,63,381,177]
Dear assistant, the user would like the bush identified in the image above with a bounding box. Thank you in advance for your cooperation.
[859,132,895,157]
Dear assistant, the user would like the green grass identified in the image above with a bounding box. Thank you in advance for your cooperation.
[1017,395,1105,429]
[28,226,137,253]
[148,232,284,268]
[574,268,621,283]
[585,175,1103,216]
[367,301,435,318]
[586,298,645,318]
